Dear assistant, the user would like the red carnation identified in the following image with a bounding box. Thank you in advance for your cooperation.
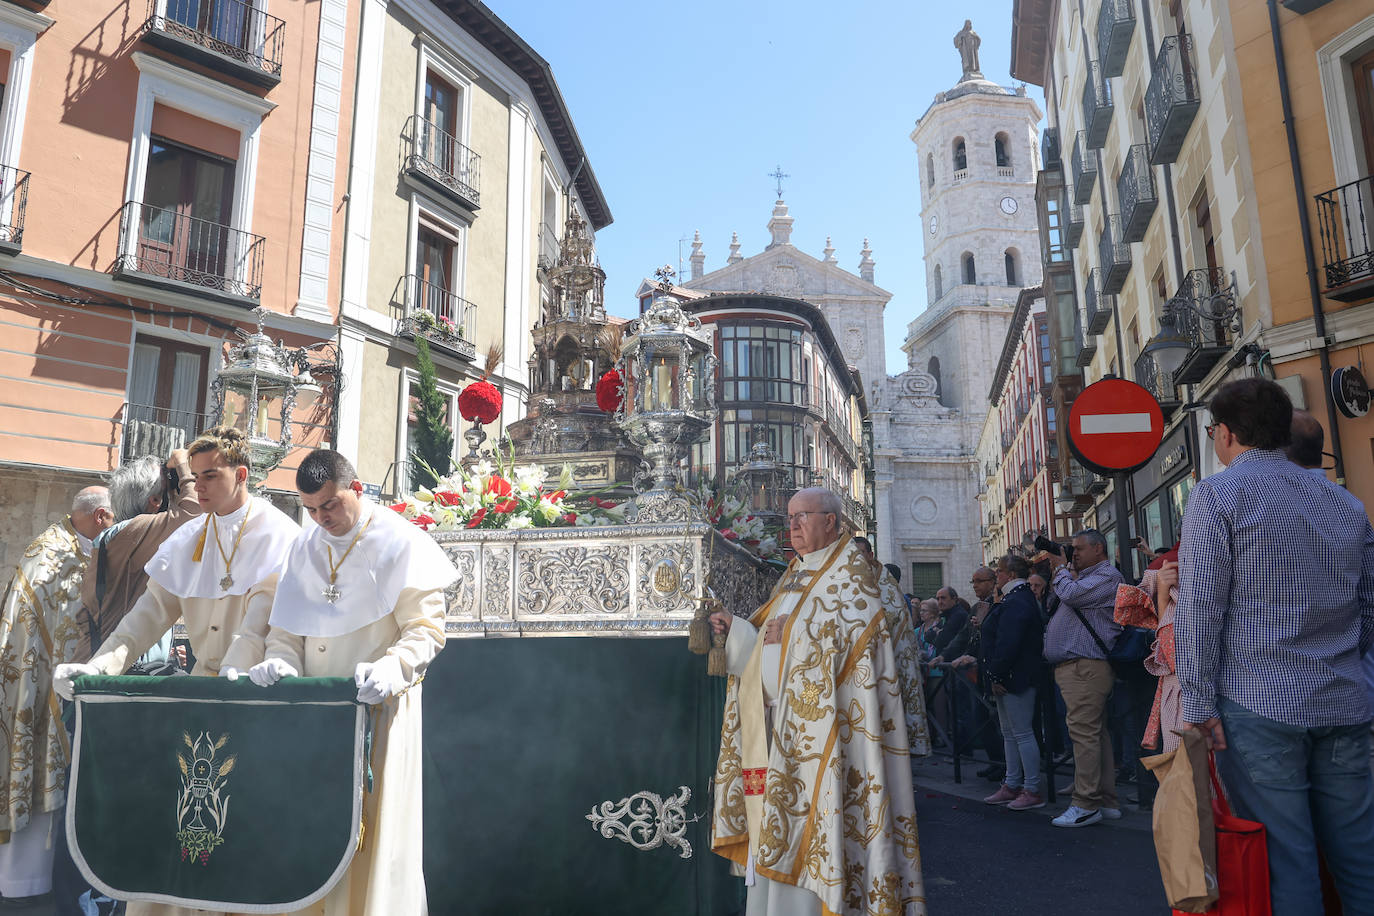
[596,369,624,413]
[390,502,408,513]
[562,512,577,524]
[433,490,462,507]
[493,498,518,513]
[465,508,486,529]
[458,380,502,424]
[485,476,512,498]
[413,513,436,530]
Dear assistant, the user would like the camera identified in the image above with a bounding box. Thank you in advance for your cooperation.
[1035,534,1074,563]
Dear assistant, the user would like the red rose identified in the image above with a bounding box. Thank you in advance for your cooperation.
[413,513,436,530]
[433,490,462,507]
[562,512,577,524]
[596,369,624,413]
[465,508,486,528]
[493,498,518,513]
[485,476,513,498]
[458,380,503,424]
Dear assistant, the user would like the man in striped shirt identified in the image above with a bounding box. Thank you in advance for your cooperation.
[1176,378,1374,916]
[1043,529,1123,827]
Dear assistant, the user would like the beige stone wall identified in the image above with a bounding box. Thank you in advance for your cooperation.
[0,466,103,575]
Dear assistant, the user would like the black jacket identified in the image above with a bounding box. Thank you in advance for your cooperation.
[980,583,1044,694]
[932,605,970,660]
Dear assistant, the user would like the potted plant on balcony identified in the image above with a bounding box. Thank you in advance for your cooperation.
[411,308,437,336]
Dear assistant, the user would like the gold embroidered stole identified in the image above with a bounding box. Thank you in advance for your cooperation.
[737,537,850,861]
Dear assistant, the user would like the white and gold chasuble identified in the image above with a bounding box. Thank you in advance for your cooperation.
[712,535,929,916]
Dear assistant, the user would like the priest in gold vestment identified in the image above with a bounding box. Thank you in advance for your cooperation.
[710,487,929,916]
[0,487,112,899]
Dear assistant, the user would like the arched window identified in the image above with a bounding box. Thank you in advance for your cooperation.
[962,253,976,285]
[953,138,967,172]
[927,356,942,394]
[995,133,1010,168]
[934,264,943,299]
[1005,249,1018,285]
[926,153,935,188]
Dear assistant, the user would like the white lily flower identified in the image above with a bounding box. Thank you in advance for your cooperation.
[507,515,534,530]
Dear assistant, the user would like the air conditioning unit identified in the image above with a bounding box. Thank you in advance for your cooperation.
[124,419,186,461]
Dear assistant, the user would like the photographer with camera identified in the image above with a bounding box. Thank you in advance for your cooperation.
[1042,529,1124,827]
[77,446,199,663]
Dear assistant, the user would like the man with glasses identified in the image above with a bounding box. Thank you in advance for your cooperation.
[707,488,928,915]
[1178,378,1374,913]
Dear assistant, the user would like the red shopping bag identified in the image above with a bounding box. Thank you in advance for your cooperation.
[1206,754,1271,916]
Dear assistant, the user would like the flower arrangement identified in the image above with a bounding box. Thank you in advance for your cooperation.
[696,479,783,563]
[436,314,462,339]
[458,344,504,425]
[392,456,577,531]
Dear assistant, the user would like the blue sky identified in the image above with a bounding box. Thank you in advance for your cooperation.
[490,0,1043,377]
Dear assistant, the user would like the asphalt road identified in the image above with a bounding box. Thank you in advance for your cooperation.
[916,786,1169,914]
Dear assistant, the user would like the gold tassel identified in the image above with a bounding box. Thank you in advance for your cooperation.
[191,517,209,562]
[688,599,711,655]
[707,629,728,677]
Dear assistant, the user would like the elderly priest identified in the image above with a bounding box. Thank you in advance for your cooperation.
[709,487,929,916]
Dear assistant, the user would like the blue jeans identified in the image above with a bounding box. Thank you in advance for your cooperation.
[1216,697,1374,916]
[995,687,1041,794]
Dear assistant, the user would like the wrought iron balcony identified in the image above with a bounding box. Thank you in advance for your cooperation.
[121,402,212,462]
[0,165,30,255]
[1042,127,1061,171]
[1071,131,1097,205]
[1085,268,1113,335]
[1145,36,1200,165]
[1066,194,1085,248]
[397,274,477,361]
[1117,143,1158,242]
[1098,214,1132,294]
[1001,428,1014,452]
[401,115,480,212]
[141,0,285,88]
[537,221,560,273]
[1315,174,1374,302]
[115,201,264,302]
[1134,349,1181,420]
[1169,267,1237,384]
[1088,474,1109,495]
[1074,303,1098,368]
[1097,0,1136,77]
[1081,60,1114,149]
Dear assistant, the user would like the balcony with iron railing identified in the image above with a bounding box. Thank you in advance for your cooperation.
[1097,0,1136,77]
[1315,174,1374,302]
[1074,302,1098,368]
[1098,213,1132,294]
[396,274,477,361]
[1117,144,1158,242]
[115,201,265,303]
[1134,347,1181,420]
[1145,36,1200,165]
[401,115,480,212]
[0,165,30,256]
[1170,267,1236,384]
[1001,427,1014,452]
[537,221,560,273]
[1041,127,1061,171]
[1085,268,1114,335]
[120,402,213,462]
[141,0,285,88]
[1082,60,1114,149]
[1065,192,1084,248]
[1071,131,1097,205]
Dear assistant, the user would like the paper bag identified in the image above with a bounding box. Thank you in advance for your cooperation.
[1142,728,1219,913]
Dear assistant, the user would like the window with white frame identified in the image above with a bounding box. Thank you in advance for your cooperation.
[125,332,212,460]
[1319,18,1374,184]
[408,200,470,338]
[397,370,458,494]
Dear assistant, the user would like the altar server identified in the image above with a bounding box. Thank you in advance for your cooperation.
[708,487,929,916]
[54,426,298,696]
[0,487,111,901]
[246,449,454,915]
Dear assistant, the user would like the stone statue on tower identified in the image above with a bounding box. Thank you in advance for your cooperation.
[955,19,982,81]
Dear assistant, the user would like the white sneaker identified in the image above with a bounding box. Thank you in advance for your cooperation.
[1051,805,1102,828]
[1100,807,1122,820]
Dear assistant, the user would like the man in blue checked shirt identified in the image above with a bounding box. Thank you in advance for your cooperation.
[1176,378,1374,916]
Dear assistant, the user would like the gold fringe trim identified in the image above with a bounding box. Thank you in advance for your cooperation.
[192,517,209,563]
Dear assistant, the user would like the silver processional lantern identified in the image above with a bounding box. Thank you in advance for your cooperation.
[729,424,787,523]
[210,308,323,488]
[614,268,718,522]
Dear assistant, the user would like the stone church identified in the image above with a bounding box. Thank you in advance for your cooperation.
[651,24,1041,596]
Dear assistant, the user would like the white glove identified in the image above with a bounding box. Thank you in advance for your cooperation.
[354,656,405,705]
[248,658,298,688]
[54,663,99,701]
[220,666,242,682]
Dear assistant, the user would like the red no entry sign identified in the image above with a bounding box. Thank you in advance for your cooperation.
[1067,379,1165,475]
